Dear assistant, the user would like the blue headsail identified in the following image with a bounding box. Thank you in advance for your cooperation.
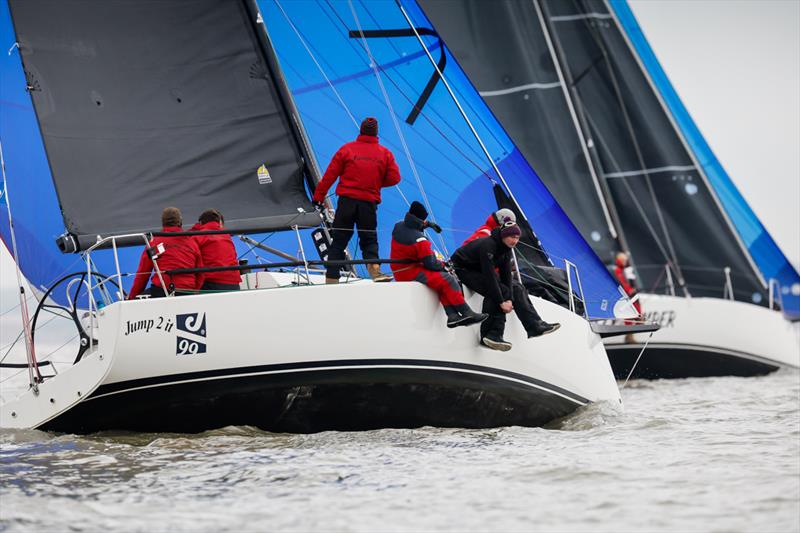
[611,0,800,320]
[259,0,629,318]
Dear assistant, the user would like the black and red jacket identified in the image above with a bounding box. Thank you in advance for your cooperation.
[190,221,241,285]
[451,227,513,304]
[312,135,401,204]
[390,213,443,280]
[128,226,203,299]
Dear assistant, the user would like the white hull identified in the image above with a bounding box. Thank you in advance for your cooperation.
[605,294,800,379]
[1,274,620,432]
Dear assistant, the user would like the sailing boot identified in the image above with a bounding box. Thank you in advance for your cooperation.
[527,320,561,338]
[444,304,489,328]
[367,263,393,282]
[481,335,512,352]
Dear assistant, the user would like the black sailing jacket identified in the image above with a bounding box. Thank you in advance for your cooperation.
[450,227,513,303]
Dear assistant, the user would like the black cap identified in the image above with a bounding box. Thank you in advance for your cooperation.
[360,117,378,136]
[408,200,428,221]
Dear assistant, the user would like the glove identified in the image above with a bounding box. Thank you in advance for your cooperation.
[425,221,443,234]
[312,200,324,211]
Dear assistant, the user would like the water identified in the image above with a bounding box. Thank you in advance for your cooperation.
[1,371,798,533]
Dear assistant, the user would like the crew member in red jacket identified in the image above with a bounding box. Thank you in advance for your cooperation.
[462,208,516,245]
[391,201,487,328]
[614,252,641,315]
[191,209,241,292]
[312,117,401,283]
[128,207,203,299]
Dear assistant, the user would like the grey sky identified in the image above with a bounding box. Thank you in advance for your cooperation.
[630,0,800,267]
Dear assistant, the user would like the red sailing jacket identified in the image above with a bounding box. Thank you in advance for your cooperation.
[614,256,642,315]
[190,221,241,285]
[462,214,499,245]
[390,214,444,281]
[128,227,204,299]
[312,135,401,204]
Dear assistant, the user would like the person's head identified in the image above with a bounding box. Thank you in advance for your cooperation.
[493,208,516,226]
[408,200,428,221]
[500,222,521,248]
[360,117,378,137]
[615,252,629,267]
[199,209,223,225]
[161,207,182,228]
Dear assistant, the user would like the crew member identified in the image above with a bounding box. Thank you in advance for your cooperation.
[128,207,203,299]
[462,208,516,245]
[191,209,241,292]
[312,117,401,283]
[391,201,487,328]
[613,252,642,342]
[451,223,560,351]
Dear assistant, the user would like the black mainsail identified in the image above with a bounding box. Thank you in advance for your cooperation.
[8,0,320,252]
[420,0,766,303]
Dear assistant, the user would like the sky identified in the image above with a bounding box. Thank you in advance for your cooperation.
[1,0,799,331]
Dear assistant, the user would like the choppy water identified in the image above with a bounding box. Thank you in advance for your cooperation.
[1,371,798,533]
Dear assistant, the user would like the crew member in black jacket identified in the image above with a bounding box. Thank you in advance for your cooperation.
[451,223,560,351]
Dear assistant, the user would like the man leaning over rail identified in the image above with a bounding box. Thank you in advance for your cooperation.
[451,223,560,351]
[390,201,488,329]
[127,207,203,299]
[312,117,401,284]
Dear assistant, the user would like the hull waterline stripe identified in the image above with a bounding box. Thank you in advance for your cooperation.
[87,359,591,405]
[479,81,562,97]
[603,165,697,179]
[604,342,791,368]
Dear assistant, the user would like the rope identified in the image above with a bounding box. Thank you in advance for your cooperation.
[346,0,449,257]
[620,331,655,389]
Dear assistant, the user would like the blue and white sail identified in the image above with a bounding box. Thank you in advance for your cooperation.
[259,0,628,318]
[610,0,800,319]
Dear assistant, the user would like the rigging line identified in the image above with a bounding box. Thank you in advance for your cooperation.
[320,0,495,182]
[620,330,655,389]
[327,0,494,165]
[575,0,685,286]
[0,332,79,385]
[278,56,453,208]
[347,0,449,256]
[0,310,64,362]
[394,0,536,228]
[273,0,359,128]
[355,0,511,157]
[582,109,675,272]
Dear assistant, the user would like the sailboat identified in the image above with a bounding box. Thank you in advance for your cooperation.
[0,0,630,432]
[419,0,799,378]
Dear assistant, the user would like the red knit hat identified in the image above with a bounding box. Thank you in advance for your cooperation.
[360,117,378,136]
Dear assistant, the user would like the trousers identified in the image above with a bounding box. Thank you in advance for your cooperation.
[327,196,379,279]
[454,268,541,338]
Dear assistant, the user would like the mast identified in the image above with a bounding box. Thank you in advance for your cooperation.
[395,0,536,228]
[533,0,636,276]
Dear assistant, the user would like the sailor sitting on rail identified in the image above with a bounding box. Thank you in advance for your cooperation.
[128,207,204,299]
[390,201,487,329]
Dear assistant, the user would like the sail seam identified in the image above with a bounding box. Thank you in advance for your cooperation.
[603,165,696,178]
[479,81,562,96]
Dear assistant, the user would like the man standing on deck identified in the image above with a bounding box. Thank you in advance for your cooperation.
[451,223,560,351]
[312,117,401,284]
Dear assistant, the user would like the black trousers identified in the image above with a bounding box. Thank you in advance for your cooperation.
[201,281,240,292]
[455,268,542,339]
[327,196,379,279]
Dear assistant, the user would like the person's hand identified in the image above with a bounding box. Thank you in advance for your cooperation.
[424,221,443,234]
[312,200,324,211]
[500,300,513,313]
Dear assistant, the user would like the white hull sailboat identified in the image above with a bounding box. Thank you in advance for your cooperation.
[1,273,620,432]
[0,0,631,432]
